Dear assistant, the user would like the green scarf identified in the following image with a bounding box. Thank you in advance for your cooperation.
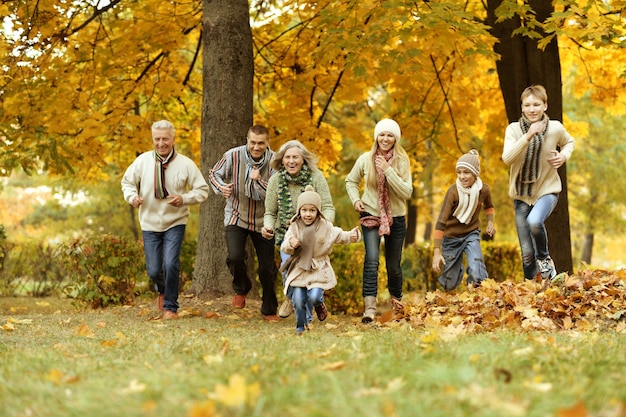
[275,165,313,244]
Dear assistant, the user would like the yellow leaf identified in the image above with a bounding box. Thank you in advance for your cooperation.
[2,322,15,331]
[188,401,217,417]
[320,361,346,371]
[209,374,260,408]
[45,368,65,385]
[75,323,95,337]
[100,339,118,347]
[7,317,32,325]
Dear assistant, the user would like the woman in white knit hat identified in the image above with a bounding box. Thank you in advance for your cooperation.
[432,149,496,291]
[345,118,413,323]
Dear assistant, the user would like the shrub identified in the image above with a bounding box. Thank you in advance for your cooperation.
[2,241,65,297]
[58,234,147,308]
[482,241,523,282]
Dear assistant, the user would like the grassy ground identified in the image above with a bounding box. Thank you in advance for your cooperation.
[1,295,625,417]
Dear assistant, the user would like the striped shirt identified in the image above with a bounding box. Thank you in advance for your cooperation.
[209,145,275,232]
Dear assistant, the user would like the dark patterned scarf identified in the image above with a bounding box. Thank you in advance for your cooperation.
[276,165,312,243]
[154,148,176,199]
[517,114,549,197]
[375,148,394,236]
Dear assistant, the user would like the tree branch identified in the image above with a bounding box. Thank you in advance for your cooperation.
[430,54,463,153]
[317,70,344,128]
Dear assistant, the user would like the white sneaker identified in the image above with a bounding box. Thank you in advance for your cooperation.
[278,299,293,318]
[537,257,556,280]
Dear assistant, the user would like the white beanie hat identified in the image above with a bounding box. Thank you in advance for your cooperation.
[374,118,401,141]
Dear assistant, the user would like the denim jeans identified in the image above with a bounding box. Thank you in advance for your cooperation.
[360,214,407,299]
[514,194,559,279]
[292,287,323,333]
[143,224,186,312]
[438,230,487,291]
[225,225,278,315]
[280,250,313,324]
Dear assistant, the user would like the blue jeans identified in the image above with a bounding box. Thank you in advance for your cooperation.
[280,250,313,324]
[292,287,323,333]
[438,230,487,291]
[360,214,407,299]
[143,224,186,312]
[225,225,278,316]
[514,194,559,279]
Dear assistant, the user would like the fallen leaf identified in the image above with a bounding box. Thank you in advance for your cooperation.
[556,401,588,417]
[320,361,346,371]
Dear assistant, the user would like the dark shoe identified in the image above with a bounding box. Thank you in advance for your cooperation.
[264,314,279,322]
[314,303,328,322]
[232,294,246,308]
[156,294,164,311]
[163,310,178,320]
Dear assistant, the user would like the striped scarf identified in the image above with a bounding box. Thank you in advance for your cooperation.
[375,148,394,236]
[276,165,312,244]
[243,147,270,201]
[517,114,549,197]
[154,149,176,199]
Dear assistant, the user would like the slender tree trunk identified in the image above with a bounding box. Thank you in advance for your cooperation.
[486,0,574,275]
[405,201,417,245]
[581,232,593,264]
[192,0,253,296]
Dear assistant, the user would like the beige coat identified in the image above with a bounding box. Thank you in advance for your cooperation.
[280,218,356,294]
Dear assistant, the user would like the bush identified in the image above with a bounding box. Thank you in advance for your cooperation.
[2,241,65,297]
[58,234,147,308]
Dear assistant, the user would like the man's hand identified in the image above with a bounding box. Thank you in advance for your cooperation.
[222,183,234,198]
[166,194,183,207]
[132,196,143,208]
[261,227,274,239]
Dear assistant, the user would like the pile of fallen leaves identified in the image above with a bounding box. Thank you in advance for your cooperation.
[396,269,626,333]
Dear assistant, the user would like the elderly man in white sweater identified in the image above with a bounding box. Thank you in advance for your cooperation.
[122,120,209,319]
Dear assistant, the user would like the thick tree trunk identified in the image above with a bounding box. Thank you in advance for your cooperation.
[192,0,253,296]
[486,0,574,275]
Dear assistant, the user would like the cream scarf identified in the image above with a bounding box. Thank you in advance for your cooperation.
[453,177,482,224]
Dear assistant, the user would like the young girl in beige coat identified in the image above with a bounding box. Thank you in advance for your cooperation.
[280,185,360,335]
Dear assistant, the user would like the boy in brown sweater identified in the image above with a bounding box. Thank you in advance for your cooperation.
[432,150,496,290]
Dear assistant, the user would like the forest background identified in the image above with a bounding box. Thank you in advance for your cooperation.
[1,0,626,297]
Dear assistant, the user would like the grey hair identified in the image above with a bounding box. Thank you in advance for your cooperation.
[270,139,319,171]
[151,120,175,138]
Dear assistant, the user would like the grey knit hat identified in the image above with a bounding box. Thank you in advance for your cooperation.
[456,149,480,177]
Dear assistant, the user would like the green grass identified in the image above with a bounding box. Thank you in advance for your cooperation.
[1,296,625,417]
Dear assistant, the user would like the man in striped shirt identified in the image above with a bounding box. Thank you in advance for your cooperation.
[209,125,279,320]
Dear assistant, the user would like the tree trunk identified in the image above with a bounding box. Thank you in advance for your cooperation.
[192,0,253,296]
[581,232,593,265]
[486,0,574,275]
[405,200,417,245]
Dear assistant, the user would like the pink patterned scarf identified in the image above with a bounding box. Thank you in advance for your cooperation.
[376,148,394,236]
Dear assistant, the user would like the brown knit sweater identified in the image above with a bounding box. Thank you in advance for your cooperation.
[433,183,495,248]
